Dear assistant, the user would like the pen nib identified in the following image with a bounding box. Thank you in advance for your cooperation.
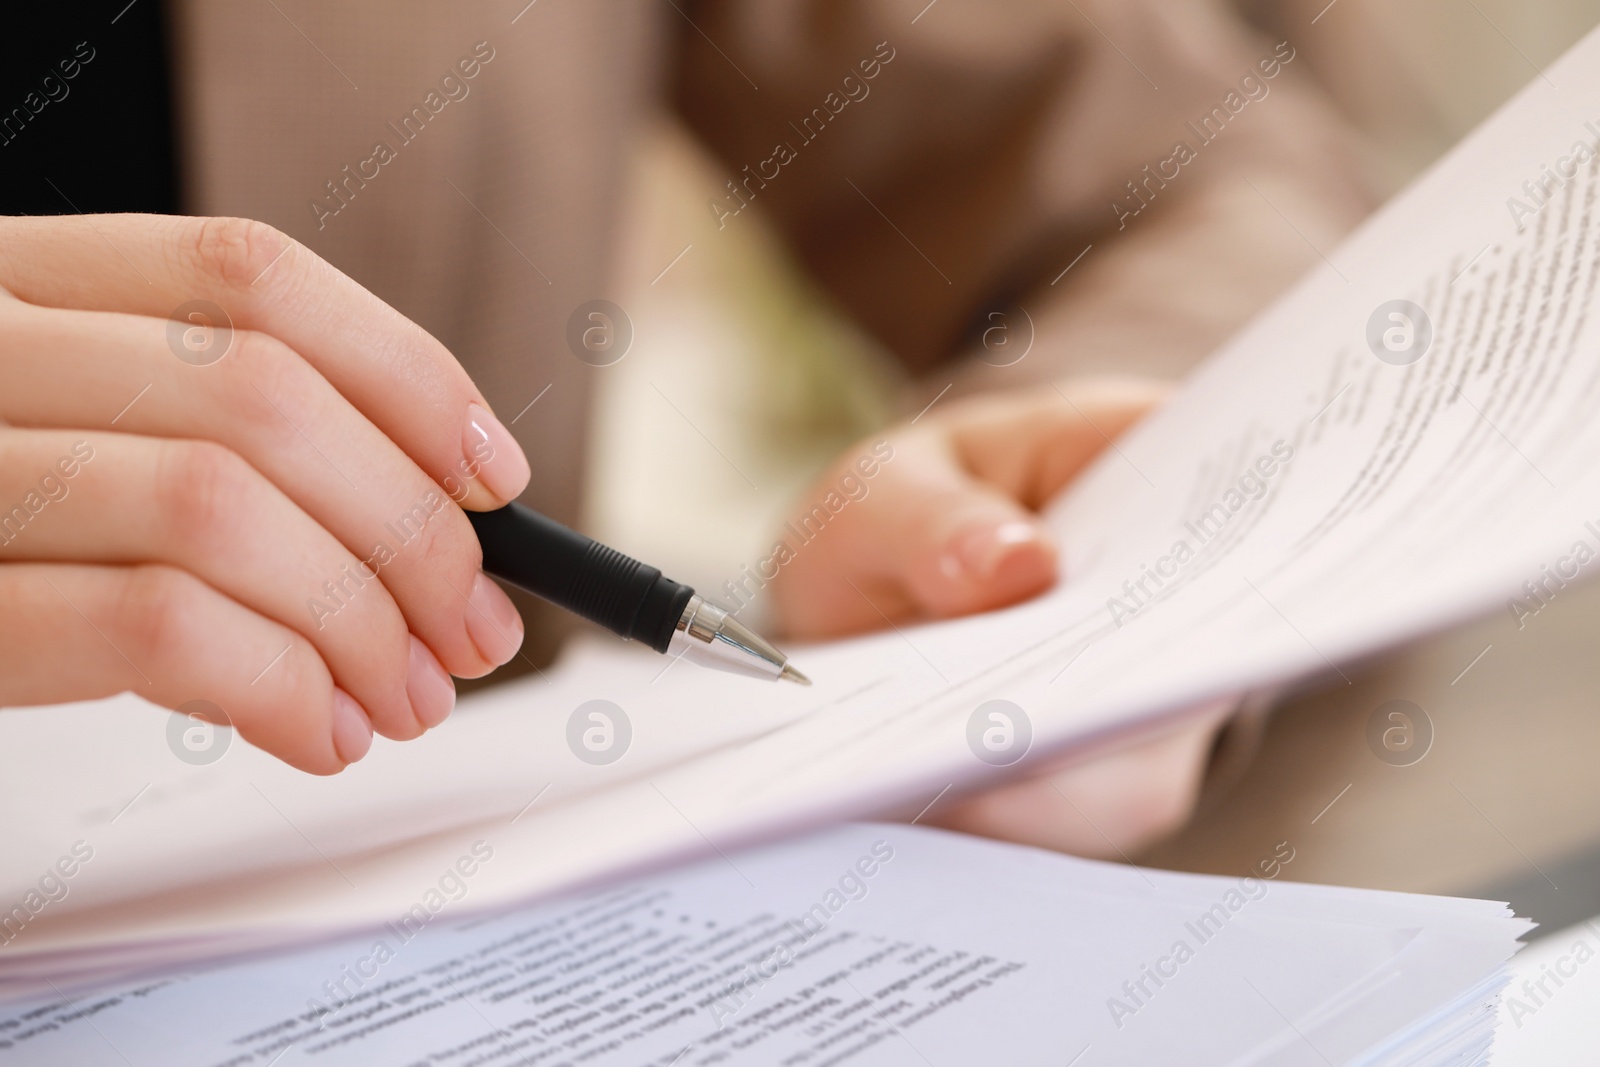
[672,594,812,684]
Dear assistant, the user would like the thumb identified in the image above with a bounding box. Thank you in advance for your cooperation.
[770,432,1057,638]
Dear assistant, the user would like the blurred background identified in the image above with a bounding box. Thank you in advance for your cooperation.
[586,0,1600,938]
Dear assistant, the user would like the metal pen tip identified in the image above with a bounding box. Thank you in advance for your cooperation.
[779,663,812,686]
[672,594,813,684]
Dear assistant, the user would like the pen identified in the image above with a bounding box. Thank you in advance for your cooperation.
[467,503,810,684]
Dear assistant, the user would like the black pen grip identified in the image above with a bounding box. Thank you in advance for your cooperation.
[467,504,693,653]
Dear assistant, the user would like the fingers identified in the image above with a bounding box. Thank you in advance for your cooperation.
[0,563,365,775]
[0,214,530,510]
[0,298,523,681]
[948,378,1169,507]
[773,433,1057,637]
[931,698,1237,858]
[771,378,1167,638]
[0,427,447,741]
[0,213,525,774]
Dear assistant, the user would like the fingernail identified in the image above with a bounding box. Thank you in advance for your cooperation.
[465,572,525,666]
[331,688,374,765]
[406,635,457,729]
[944,521,1050,581]
[463,402,532,502]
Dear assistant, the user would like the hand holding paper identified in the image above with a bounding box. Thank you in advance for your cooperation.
[770,377,1169,636]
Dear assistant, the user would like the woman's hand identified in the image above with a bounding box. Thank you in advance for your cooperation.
[770,377,1235,856]
[0,214,530,774]
[772,377,1165,634]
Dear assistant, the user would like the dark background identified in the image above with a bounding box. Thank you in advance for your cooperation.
[0,1,178,216]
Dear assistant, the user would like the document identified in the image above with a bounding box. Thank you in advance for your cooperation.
[3,13,1600,1001]
[0,826,1531,1066]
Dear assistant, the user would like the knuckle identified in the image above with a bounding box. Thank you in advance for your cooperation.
[226,330,319,445]
[394,488,476,576]
[118,564,337,766]
[156,439,256,550]
[189,216,292,291]
[115,563,207,668]
[263,630,329,709]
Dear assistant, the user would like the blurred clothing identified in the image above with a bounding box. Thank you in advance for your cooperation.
[169,0,1360,490]
[160,0,1370,654]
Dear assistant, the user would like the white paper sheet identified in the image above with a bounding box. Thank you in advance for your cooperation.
[1491,916,1600,1064]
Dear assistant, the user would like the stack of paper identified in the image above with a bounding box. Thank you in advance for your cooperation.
[0,826,1530,1066]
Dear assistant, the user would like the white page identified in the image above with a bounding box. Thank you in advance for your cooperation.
[1491,916,1600,1065]
[5,18,1600,984]
[0,826,1530,1067]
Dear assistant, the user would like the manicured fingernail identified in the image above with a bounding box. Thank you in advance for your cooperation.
[406,635,456,729]
[331,688,373,765]
[463,402,532,502]
[945,521,1049,581]
[466,572,524,665]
